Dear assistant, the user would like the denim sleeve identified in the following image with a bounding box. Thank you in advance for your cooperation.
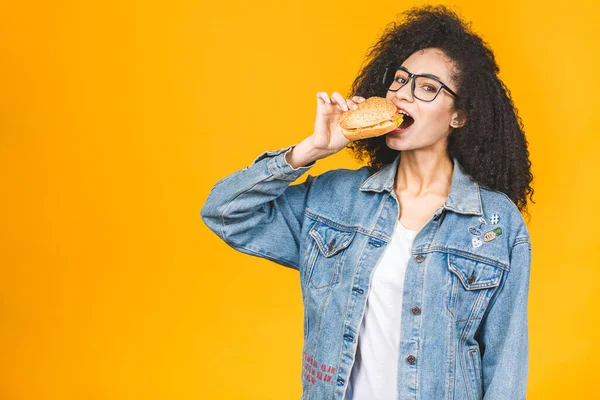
[200,144,317,271]
[477,238,532,399]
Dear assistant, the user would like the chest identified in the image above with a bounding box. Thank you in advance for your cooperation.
[395,191,447,232]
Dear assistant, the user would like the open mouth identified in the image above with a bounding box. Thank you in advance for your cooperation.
[398,115,415,130]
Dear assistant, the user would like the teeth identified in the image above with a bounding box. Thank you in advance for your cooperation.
[398,110,411,117]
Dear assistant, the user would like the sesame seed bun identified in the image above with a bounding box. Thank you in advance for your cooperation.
[339,97,404,140]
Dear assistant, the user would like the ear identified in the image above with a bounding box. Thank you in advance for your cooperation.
[450,110,467,128]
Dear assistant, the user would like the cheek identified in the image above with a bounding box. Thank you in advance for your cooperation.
[420,105,452,126]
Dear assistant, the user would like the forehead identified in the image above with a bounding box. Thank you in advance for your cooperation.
[400,48,455,82]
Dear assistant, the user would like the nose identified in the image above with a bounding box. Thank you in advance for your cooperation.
[394,78,414,102]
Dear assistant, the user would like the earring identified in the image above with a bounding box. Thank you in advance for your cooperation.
[452,121,458,126]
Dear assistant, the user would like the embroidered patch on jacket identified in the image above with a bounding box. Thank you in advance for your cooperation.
[469,216,487,237]
[490,213,500,224]
[302,351,336,385]
[472,237,483,248]
[469,226,482,236]
[483,227,502,243]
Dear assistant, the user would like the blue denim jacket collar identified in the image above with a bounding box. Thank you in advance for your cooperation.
[360,154,483,217]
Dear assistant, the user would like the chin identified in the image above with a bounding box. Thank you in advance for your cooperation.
[384,134,410,149]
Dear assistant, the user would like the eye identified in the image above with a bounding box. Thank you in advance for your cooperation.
[422,84,436,92]
[396,77,408,84]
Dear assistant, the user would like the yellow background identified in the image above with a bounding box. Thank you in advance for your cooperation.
[1,0,598,398]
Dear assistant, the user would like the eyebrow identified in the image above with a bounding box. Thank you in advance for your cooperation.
[423,73,443,81]
[399,66,443,81]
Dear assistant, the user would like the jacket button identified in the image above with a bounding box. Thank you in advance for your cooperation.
[406,355,416,364]
[328,239,336,252]
[411,306,421,315]
[468,275,476,284]
[352,287,365,294]
[337,377,345,386]
[415,255,425,263]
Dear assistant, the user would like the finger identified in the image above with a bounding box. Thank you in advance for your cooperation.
[346,99,358,110]
[331,92,348,111]
[317,91,331,105]
[352,96,366,103]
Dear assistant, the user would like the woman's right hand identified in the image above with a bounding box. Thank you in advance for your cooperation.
[311,92,366,155]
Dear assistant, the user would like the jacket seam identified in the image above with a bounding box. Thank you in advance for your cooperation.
[220,172,272,239]
[303,211,512,270]
[512,236,530,247]
[304,209,392,242]
[432,247,509,271]
[221,236,300,270]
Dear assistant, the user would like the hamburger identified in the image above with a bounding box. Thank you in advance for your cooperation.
[339,96,408,140]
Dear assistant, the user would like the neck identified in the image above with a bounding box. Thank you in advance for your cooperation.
[394,151,453,198]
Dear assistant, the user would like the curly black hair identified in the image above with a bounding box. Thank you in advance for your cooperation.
[345,4,535,221]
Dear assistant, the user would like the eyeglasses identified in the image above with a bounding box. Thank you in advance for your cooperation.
[382,66,460,102]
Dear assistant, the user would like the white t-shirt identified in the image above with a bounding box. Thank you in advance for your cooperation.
[343,220,419,400]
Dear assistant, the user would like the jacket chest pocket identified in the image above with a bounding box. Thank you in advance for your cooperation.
[304,221,356,290]
[446,253,504,320]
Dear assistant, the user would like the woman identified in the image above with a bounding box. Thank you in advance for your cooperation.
[201,4,534,400]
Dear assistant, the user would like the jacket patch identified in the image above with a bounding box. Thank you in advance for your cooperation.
[302,351,336,385]
[468,216,488,238]
[490,213,500,224]
[469,226,482,236]
[483,227,502,243]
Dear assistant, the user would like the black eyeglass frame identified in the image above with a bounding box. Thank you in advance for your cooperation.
[383,66,460,102]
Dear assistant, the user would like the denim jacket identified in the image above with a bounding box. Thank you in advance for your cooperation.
[200,144,532,400]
